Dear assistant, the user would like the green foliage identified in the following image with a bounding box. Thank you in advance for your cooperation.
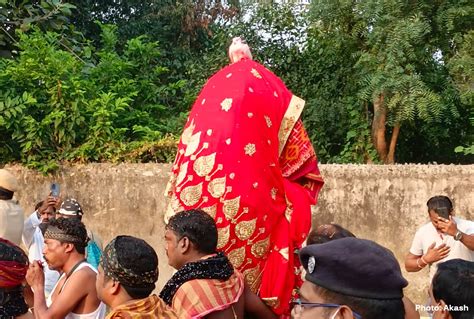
[0,26,184,172]
[1,0,472,170]
[306,0,472,163]
[0,0,76,55]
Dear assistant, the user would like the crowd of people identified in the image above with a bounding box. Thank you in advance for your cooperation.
[1,38,473,319]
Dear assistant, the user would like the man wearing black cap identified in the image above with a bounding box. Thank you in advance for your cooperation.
[296,237,408,319]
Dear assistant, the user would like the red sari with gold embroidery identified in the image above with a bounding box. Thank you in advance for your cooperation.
[165,59,323,315]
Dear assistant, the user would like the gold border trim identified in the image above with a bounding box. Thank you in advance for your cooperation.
[278,95,305,155]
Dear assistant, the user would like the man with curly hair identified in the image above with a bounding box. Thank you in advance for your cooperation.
[26,218,106,319]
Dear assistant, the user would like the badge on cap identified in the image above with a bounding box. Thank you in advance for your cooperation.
[308,256,316,274]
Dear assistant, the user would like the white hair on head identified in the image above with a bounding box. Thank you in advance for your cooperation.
[228,37,252,63]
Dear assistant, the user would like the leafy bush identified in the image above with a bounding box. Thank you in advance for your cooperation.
[0,26,184,172]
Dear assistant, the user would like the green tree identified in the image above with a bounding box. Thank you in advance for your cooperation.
[0,0,75,56]
[0,26,185,171]
[308,0,472,163]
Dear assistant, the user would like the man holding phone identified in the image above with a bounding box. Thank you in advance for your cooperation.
[22,184,61,296]
[404,195,474,280]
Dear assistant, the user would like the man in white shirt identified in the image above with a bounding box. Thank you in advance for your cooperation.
[22,196,60,296]
[405,195,474,280]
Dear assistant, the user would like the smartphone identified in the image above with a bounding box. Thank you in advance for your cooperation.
[50,183,60,198]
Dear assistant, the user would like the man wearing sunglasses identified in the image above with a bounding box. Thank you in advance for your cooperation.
[295,237,408,319]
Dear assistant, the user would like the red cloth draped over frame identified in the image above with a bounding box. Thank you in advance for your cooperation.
[165,59,323,316]
[0,238,29,288]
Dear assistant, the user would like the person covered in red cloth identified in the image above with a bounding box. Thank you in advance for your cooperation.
[164,37,324,316]
[0,238,32,319]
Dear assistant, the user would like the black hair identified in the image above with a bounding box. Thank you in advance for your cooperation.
[427,196,453,218]
[167,209,218,255]
[307,223,356,245]
[313,285,405,319]
[47,217,88,254]
[111,235,158,299]
[432,259,474,319]
[35,201,43,211]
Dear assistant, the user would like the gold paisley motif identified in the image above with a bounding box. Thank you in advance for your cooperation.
[181,119,195,145]
[251,237,270,259]
[235,218,257,241]
[243,266,261,293]
[221,98,233,112]
[217,225,230,249]
[228,246,246,268]
[208,176,226,198]
[223,196,240,220]
[176,162,189,186]
[164,173,177,197]
[202,204,217,219]
[193,153,216,177]
[185,131,201,157]
[180,183,202,207]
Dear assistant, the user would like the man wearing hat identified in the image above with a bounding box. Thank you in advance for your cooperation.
[96,235,177,318]
[296,237,408,319]
[56,198,103,269]
[0,168,24,245]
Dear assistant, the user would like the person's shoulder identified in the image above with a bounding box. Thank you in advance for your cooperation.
[73,263,97,281]
[455,217,473,224]
[416,222,434,233]
[455,217,474,232]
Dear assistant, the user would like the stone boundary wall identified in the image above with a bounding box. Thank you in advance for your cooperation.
[4,163,473,305]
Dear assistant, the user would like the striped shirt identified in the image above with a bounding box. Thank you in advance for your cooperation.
[106,294,177,319]
[172,271,244,319]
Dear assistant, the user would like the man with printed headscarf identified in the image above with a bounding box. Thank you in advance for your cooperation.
[26,218,106,319]
[96,235,177,319]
